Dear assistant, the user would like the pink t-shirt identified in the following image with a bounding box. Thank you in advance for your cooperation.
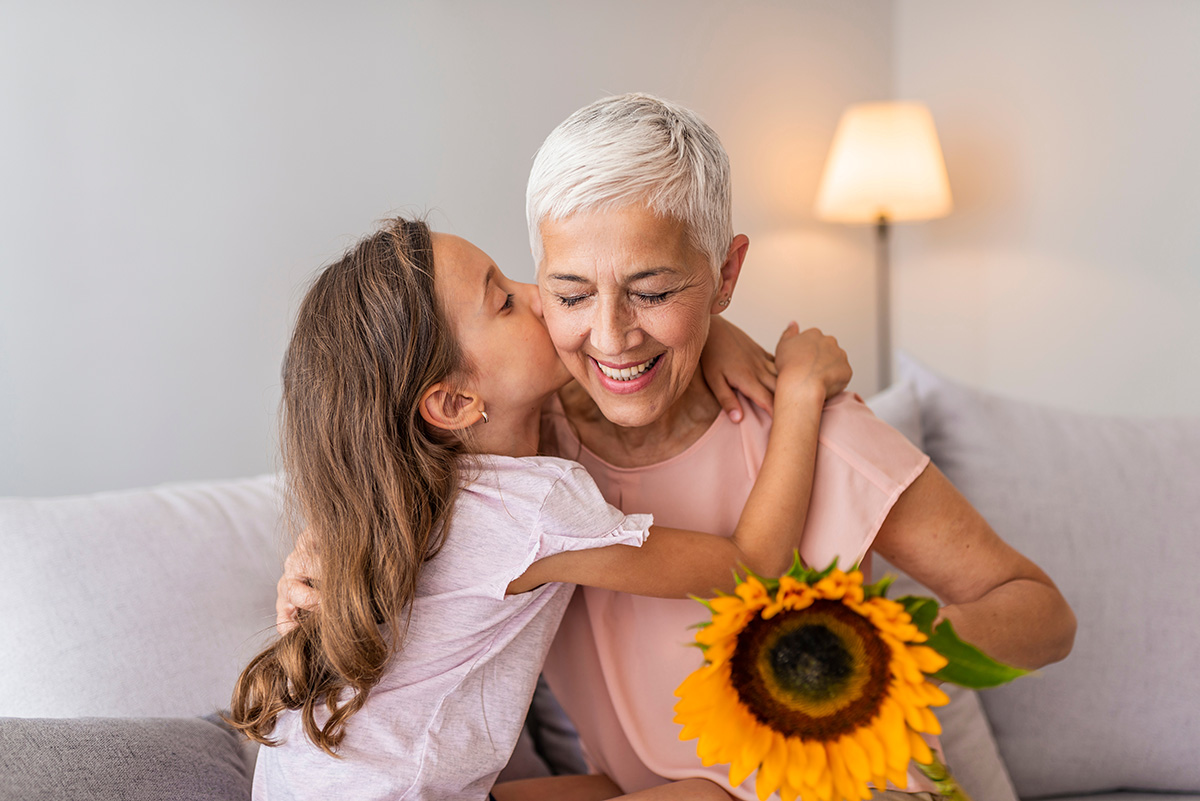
[253,455,652,801]
[541,392,935,798]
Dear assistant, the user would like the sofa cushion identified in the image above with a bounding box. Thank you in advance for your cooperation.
[867,384,1019,801]
[0,714,253,801]
[899,354,1200,799]
[0,475,285,718]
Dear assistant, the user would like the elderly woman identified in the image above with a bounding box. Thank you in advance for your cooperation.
[280,94,1075,800]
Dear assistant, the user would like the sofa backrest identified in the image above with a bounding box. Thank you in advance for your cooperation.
[1,475,285,718]
[896,354,1200,799]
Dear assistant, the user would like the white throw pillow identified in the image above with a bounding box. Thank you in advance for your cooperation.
[0,475,285,718]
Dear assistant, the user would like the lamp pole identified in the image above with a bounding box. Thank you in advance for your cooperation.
[876,214,891,389]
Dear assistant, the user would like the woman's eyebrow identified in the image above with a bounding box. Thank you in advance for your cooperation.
[546,272,588,284]
[547,267,679,283]
[627,267,677,281]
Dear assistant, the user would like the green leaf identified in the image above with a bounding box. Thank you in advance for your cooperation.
[864,574,896,600]
[927,619,1031,689]
[897,595,939,637]
[782,551,807,581]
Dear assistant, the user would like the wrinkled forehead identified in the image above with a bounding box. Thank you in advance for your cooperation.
[537,205,709,283]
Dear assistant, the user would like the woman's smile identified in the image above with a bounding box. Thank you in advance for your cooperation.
[591,353,664,393]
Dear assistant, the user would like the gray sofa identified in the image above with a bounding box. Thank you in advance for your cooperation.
[3,357,1197,801]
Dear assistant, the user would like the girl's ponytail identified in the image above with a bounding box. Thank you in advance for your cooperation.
[230,218,470,755]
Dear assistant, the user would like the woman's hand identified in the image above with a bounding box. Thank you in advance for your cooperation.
[700,316,778,422]
[773,322,852,403]
[275,530,321,635]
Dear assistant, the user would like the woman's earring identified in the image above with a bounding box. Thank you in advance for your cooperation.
[718,297,731,307]
[479,410,489,424]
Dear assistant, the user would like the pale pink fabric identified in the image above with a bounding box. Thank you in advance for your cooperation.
[541,392,936,798]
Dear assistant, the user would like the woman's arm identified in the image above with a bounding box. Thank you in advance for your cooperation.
[872,464,1077,670]
[508,324,850,598]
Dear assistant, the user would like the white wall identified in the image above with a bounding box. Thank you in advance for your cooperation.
[0,1,892,495]
[893,1,1200,416]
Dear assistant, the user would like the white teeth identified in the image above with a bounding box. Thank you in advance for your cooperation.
[598,356,658,381]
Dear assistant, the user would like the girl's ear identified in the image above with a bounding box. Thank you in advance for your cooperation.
[419,383,486,430]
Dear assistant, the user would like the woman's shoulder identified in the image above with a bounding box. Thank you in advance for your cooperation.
[817,392,927,475]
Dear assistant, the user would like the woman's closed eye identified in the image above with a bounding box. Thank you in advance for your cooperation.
[557,293,589,308]
[634,291,671,305]
[502,293,514,310]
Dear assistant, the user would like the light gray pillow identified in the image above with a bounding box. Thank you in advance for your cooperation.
[899,354,1200,799]
[0,715,253,801]
[0,475,285,718]
[868,384,1020,801]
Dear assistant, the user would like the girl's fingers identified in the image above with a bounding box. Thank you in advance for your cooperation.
[712,378,745,423]
[740,377,776,417]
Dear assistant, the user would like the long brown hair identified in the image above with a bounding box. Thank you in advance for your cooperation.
[229,217,470,755]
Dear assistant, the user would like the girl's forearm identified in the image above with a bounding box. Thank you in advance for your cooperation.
[728,377,828,577]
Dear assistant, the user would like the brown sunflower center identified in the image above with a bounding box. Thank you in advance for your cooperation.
[729,599,892,740]
[768,622,854,700]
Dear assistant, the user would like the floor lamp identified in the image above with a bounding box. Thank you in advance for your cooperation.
[814,101,953,389]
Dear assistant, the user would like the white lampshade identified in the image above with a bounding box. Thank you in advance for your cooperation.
[815,101,953,224]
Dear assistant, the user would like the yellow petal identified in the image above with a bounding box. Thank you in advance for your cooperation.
[878,700,911,770]
[803,739,828,787]
[785,737,809,790]
[922,682,951,708]
[855,728,886,778]
[919,705,942,736]
[730,719,772,787]
[755,732,790,801]
[827,743,862,801]
[839,734,872,782]
[909,645,949,674]
[908,729,933,766]
[710,595,748,614]
[815,767,834,801]
[888,765,911,789]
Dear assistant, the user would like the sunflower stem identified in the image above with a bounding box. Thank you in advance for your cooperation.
[916,755,973,801]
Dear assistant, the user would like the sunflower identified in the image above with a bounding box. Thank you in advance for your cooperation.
[674,558,1025,801]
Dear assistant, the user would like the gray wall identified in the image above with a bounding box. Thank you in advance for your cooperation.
[1,1,893,495]
[893,0,1200,415]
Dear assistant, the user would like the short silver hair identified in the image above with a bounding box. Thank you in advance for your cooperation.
[526,93,733,276]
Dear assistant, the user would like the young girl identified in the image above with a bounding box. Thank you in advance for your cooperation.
[230,217,849,801]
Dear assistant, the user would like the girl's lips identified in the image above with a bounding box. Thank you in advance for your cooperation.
[589,354,663,395]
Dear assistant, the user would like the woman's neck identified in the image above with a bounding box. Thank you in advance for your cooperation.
[558,371,723,468]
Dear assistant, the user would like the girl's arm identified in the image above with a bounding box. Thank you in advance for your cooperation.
[508,324,850,598]
[701,315,777,423]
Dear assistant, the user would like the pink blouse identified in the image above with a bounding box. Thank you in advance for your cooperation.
[541,391,937,798]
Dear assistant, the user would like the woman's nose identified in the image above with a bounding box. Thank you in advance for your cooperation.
[590,296,633,356]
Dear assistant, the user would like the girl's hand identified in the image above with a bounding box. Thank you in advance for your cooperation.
[774,322,852,402]
[275,530,322,635]
[701,316,777,422]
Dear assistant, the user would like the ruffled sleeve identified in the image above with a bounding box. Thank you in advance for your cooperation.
[800,392,931,572]
[482,461,652,600]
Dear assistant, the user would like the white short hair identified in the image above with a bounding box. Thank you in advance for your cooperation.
[526,93,733,276]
